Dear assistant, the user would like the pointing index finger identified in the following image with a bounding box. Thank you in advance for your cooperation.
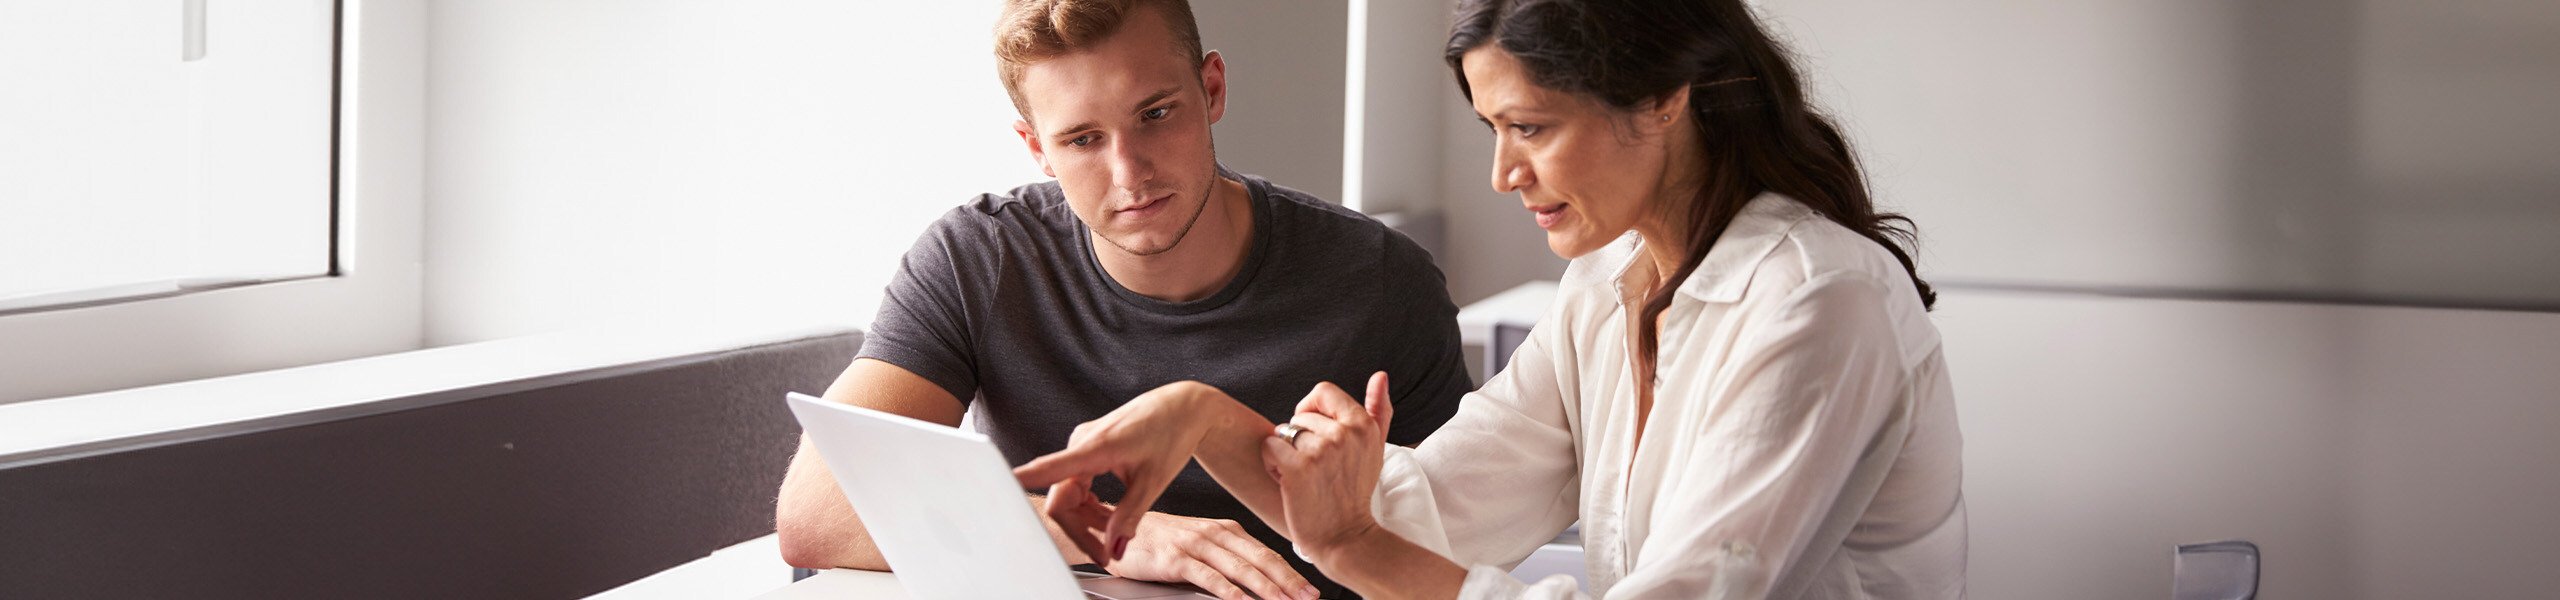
[1014,447,1100,489]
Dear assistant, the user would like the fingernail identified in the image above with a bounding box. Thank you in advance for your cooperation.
[1111,538,1128,561]
[1301,586,1321,600]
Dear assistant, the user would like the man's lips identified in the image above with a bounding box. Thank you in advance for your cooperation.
[1119,192,1174,214]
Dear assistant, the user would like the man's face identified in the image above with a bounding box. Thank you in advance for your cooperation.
[1012,7,1227,257]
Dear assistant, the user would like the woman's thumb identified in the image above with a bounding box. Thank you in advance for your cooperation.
[1365,371,1393,425]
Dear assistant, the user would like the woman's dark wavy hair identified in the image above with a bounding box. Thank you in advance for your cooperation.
[1447,0,1935,379]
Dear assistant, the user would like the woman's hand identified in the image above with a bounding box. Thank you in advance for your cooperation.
[1013,381,1220,566]
[1264,371,1395,560]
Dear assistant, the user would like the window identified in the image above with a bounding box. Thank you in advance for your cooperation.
[0,0,337,314]
[0,0,417,405]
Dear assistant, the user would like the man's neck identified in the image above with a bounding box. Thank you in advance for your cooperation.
[1092,175,1256,303]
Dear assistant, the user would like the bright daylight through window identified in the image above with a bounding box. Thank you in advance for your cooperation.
[0,1,337,314]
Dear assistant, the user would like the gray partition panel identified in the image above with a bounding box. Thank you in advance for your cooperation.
[1764,1,2560,311]
[0,332,858,599]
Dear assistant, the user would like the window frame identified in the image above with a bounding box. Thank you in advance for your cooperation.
[0,0,424,405]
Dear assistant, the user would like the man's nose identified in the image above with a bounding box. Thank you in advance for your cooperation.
[1109,138,1154,190]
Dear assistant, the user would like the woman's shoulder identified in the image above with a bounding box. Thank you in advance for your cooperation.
[1680,195,1906,303]
[1730,196,1942,366]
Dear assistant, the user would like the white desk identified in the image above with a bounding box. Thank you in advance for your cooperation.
[750,569,909,600]
[747,570,1223,599]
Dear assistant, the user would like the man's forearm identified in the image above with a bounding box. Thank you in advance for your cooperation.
[775,442,890,570]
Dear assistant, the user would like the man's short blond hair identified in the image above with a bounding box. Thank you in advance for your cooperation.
[994,0,1205,121]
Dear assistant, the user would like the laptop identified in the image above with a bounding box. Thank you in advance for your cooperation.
[785,392,1218,599]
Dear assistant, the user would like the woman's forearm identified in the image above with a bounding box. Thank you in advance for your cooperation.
[1181,383,1294,533]
[1311,523,1469,600]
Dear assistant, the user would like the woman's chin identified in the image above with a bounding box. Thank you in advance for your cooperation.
[1545,231,1603,260]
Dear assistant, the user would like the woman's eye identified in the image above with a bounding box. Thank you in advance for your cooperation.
[1143,107,1170,121]
[1510,123,1542,138]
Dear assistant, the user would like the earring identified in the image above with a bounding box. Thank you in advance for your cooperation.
[1661,115,1672,122]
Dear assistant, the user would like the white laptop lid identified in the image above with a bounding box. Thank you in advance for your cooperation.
[785,392,1084,600]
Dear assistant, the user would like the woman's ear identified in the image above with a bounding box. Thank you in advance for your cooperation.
[1646,86,1693,132]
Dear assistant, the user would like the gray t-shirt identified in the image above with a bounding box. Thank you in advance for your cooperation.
[858,168,1470,595]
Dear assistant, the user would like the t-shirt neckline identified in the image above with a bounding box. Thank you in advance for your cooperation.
[1079,165,1275,316]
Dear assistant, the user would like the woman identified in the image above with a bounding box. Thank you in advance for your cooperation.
[1014,0,1964,597]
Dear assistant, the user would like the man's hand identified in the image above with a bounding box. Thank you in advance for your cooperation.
[1105,512,1319,600]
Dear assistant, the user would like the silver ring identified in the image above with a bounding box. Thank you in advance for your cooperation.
[1274,423,1305,445]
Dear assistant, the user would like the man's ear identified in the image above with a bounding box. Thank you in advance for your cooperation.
[1199,50,1228,125]
[1014,119,1056,178]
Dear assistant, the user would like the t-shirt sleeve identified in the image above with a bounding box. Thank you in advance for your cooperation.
[855,213,984,407]
[1377,231,1473,447]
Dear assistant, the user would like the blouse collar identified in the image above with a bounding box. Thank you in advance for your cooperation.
[1572,192,1815,304]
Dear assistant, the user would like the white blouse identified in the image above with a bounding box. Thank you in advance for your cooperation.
[1370,194,1966,599]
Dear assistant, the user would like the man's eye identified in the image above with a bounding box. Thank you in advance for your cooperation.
[1143,107,1170,121]
[1068,135,1096,148]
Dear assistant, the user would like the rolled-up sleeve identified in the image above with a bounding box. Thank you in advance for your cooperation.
[1367,300,1585,576]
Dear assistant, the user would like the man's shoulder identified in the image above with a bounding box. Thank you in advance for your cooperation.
[1237,172,1447,293]
[921,180,1078,241]
[1248,174,1373,234]
[1243,173,1428,263]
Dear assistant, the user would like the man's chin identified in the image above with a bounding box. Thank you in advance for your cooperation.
[1096,231,1182,257]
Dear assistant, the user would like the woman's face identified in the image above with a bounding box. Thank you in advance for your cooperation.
[1462,46,1684,260]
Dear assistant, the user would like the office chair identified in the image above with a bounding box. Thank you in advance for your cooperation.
[2172,539,2260,600]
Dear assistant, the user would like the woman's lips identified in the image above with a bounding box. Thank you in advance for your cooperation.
[1529,202,1568,229]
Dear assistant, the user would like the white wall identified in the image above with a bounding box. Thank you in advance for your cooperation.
[421,1,1362,345]
[1193,0,1349,203]
[423,1,1036,344]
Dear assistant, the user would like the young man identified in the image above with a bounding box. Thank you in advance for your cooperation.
[774,1,1471,598]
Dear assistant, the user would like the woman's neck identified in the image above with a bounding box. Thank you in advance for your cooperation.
[1636,116,1710,292]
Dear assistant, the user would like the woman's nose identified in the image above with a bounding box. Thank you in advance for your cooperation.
[1489,149,1531,194]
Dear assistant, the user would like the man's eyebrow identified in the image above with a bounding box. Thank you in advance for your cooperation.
[1049,87,1186,139]
[1053,119,1102,138]
[1130,87,1181,114]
